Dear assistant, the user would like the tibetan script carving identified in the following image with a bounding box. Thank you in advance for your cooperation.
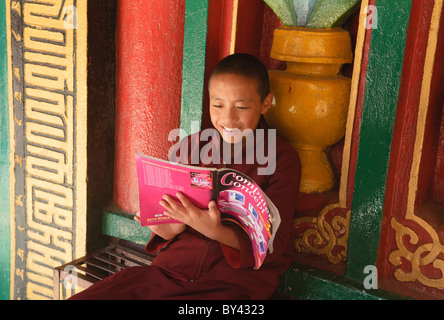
[9,0,85,300]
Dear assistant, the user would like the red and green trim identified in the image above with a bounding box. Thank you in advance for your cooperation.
[280,0,413,299]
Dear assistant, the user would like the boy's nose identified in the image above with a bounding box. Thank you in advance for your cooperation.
[222,106,238,122]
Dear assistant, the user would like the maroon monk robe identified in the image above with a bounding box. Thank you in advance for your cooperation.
[69,120,301,300]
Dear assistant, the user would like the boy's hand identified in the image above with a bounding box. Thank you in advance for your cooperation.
[160,193,221,239]
[160,192,240,249]
[133,210,185,240]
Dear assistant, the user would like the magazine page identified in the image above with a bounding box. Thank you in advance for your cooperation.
[136,153,215,226]
[262,192,281,254]
[216,169,280,269]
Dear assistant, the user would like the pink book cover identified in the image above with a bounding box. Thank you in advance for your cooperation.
[136,154,215,226]
[136,153,280,269]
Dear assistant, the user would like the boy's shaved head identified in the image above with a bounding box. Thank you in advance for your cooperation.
[210,53,270,102]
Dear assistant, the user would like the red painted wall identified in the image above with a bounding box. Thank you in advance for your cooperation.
[114,0,184,213]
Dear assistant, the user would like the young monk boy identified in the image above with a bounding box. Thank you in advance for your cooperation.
[69,53,301,300]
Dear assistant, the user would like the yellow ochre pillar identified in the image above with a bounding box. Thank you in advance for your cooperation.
[7,0,87,299]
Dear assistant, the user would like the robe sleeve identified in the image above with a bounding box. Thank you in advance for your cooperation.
[260,145,300,264]
[220,143,301,269]
[145,232,174,254]
[219,222,255,268]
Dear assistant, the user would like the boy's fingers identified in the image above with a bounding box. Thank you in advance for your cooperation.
[162,195,188,221]
[175,192,194,210]
[162,195,181,211]
[159,199,172,211]
[208,200,217,210]
[208,201,220,217]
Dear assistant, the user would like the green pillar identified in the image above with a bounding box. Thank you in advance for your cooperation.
[345,0,412,281]
[180,0,209,136]
[0,0,11,300]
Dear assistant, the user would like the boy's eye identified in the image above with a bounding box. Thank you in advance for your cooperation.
[236,106,249,110]
[212,104,223,108]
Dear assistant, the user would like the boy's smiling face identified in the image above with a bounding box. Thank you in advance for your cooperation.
[209,73,273,144]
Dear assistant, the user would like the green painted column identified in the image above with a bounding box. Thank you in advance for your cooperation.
[180,0,209,137]
[0,0,11,300]
[345,0,412,282]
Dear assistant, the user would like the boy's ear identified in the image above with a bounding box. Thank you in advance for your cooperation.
[261,93,274,115]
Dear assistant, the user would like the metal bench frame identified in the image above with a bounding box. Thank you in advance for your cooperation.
[53,244,153,300]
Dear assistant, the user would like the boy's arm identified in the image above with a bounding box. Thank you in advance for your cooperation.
[148,224,186,241]
[134,212,185,254]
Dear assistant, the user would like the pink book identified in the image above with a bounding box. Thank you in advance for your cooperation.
[136,153,280,269]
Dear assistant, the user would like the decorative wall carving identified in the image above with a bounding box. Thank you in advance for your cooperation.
[8,0,86,299]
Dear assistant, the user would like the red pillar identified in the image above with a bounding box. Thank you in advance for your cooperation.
[114,0,184,213]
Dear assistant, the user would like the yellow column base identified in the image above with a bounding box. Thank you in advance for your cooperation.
[293,144,334,194]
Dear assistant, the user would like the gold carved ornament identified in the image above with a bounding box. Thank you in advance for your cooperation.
[294,205,350,264]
